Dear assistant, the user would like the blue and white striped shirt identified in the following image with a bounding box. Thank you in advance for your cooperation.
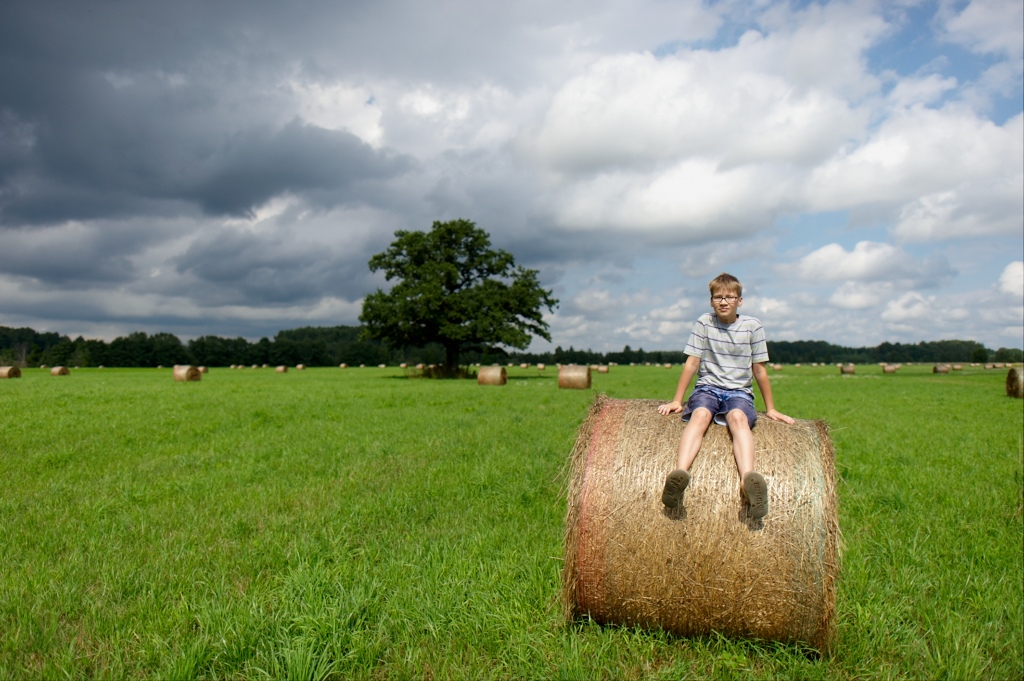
[684,313,769,393]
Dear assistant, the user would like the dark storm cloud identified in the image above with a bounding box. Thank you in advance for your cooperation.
[188,121,413,217]
[0,219,185,286]
[0,2,414,227]
[173,228,375,306]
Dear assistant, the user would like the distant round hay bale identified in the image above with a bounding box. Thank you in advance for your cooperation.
[597,365,609,374]
[296,364,305,370]
[0,366,22,379]
[558,365,591,390]
[563,397,839,651]
[416,363,425,370]
[378,364,386,368]
[1007,367,1023,399]
[952,365,962,371]
[39,364,47,369]
[933,364,950,374]
[477,366,507,386]
[173,365,201,382]
[986,363,995,369]
[339,363,347,368]
[840,365,855,375]
[400,363,408,369]
[251,364,259,369]
[199,366,208,373]
[520,363,530,369]
[275,365,288,373]
[50,366,70,376]
[537,363,546,370]
[882,365,898,374]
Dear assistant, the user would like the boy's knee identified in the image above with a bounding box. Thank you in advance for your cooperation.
[725,409,750,428]
[690,407,714,424]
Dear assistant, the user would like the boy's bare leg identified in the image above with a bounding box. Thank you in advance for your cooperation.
[663,407,713,508]
[724,409,754,478]
[725,408,768,518]
[677,407,713,470]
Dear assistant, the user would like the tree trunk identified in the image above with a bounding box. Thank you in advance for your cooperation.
[444,342,460,372]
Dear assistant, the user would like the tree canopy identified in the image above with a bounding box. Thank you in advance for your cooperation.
[359,219,558,373]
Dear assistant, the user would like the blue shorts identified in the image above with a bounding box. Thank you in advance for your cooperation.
[681,385,757,428]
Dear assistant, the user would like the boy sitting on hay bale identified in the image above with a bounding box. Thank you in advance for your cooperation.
[658,273,794,518]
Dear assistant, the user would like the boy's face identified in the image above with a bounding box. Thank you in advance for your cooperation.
[710,288,742,322]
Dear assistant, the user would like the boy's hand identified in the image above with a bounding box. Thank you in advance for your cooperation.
[658,401,683,415]
[765,408,795,424]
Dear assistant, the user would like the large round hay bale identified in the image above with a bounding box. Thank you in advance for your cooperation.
[1007,367,1024,399]
[563,397,839,651]
[882,365,898,374]
[537,363,546,370]
[933,364,950,374]
[50,366,70,376]
[173,365,201,382]
[840,364,855,375]
[296,364,306,370]
[339,363,348,368]
[558,365,592,390]
[275,365,288,373]
[477,366,507,386]
[0,366,21,379]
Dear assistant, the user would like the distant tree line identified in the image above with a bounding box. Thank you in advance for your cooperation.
[0,325,1021,368]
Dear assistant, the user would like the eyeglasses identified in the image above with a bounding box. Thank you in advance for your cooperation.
[711,295,739,303]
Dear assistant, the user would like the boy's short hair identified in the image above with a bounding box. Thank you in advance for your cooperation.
[709,272,742,297]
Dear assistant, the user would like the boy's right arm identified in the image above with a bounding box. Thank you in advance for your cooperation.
[657,355,701,415]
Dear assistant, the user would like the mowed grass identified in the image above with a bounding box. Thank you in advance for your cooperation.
[0,364,1020,679]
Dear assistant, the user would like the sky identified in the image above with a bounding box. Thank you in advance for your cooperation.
[0,0,1021,353]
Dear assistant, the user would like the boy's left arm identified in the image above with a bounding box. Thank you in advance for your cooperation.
[752,362,795,424]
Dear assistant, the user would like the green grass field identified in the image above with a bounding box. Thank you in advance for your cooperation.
[1,364,1021,680]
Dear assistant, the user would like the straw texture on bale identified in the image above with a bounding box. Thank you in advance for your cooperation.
[173,365,201,382]
[1007,367,1024,399]
[840,365,855,374]
[276,366,288,373]
[477,366,507,386]
[563,397,840,651]
[50,366,70,376]
[0,366,21,379]
[933,364,950,374]
[558,365,592,390]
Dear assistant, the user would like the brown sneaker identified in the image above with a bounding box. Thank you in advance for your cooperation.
[742,471,769,519]
[662,469,690,508]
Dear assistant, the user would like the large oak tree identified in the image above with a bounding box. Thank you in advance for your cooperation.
[360,219,558,373]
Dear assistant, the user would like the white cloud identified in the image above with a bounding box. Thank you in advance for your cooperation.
[287,79,384,147]
[941,0,1024,59]
[827,281,895,309]
[792,241,934,283]
[805,106,1021,214]
[998,261,1024,297]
